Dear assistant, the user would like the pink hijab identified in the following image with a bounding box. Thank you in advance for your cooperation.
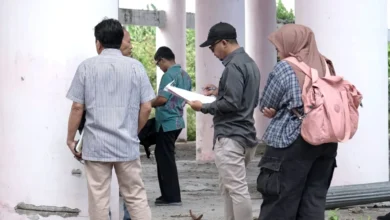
[268,24,335,87]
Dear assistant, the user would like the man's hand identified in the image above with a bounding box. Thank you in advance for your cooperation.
[187,100,203,111]
[202,84,218,96]
[139,101,152,133]
[262,107,276,118]
[67,140,82,158]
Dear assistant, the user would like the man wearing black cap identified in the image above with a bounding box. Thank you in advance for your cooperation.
[188,22,261,220]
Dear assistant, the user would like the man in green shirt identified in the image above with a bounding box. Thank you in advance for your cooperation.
[151,46,192,206]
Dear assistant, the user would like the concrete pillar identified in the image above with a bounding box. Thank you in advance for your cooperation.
[195,0,245,162]
[245,0,277,139]
[0,0,119,219]
[155,0,188,141]
[295,0,388,186]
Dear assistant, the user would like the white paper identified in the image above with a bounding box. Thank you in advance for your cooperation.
[164,81,216,104]
[75,130,84,153]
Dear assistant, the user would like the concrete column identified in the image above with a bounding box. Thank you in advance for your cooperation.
[245,0,277,139]
[0,0,119,219]
[195,0,245,162]
[156,0,188,141]
[295,0,388,186]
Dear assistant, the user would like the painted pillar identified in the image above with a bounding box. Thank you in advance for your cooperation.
[295,0,389,186]
[0,0,119,219]
[195,0,245,161]
[245,0,277,139]
[156,0,188,141]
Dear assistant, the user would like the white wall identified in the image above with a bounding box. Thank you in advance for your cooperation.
[296,0,389,186]
[0,0,119,219]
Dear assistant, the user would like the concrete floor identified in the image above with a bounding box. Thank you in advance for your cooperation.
[140,142,390,220]
[2,142,389,220]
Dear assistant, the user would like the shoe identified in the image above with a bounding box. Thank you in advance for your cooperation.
[155,196,163,202]
[378,212,390,220]
[155,199,182,206]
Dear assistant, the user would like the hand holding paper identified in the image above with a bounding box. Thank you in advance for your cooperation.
[187,100,203,111]
[164,81,216,104]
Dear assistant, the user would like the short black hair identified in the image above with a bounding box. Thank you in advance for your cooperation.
[94,18,124,49]
[154,46,175,61]
[226,39,238,44]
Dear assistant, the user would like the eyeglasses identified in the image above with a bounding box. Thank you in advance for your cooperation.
[155,58,162,66]
[209,40,222,52]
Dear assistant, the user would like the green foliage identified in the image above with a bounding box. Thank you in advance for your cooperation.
[187,107,196,141]
[186,29,196,89]
[388,43,390,77]
[327,209,340,220]
[327,209,372,220]
[277,0,295,23]
[126,25,157,90]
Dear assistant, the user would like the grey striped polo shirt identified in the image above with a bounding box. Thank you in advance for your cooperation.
[66,49,155,162]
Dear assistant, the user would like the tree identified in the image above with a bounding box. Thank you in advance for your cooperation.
[277,0,295,23]
[126,25,157,90]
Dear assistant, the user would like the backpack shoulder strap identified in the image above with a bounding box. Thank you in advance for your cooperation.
[284,57,310,76]
[283,57,318,119]
[323,58,331,77]
[284,57,319,83]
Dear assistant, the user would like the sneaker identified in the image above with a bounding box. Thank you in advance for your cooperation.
[155,199,182,206]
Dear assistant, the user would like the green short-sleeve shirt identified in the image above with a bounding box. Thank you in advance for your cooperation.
[155,64,192,132]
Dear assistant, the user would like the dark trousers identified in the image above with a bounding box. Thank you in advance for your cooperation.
[155,128,182,202]
[257,136,338,220]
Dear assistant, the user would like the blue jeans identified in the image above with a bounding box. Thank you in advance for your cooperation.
[123,202,131,220]
[108,205,131,220]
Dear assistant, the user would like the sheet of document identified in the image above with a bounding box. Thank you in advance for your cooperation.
[75,130,84,153]
[164,81,216,104]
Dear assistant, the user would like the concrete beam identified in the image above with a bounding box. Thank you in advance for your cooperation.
[119,9,166,28]
[119,8,195,29]
[186,12,195,30]
[119,8,290,30]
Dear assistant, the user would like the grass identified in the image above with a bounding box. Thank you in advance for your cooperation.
[327,209,372,220]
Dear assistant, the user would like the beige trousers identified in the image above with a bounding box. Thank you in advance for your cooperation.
[84,159,151,220]
[214,138,257,220]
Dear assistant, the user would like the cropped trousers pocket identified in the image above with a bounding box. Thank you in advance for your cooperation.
[256,156,282,196]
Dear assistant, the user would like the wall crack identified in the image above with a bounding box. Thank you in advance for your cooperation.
[15,202,80,218]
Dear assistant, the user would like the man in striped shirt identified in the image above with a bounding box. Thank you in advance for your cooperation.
[66,18,154,220]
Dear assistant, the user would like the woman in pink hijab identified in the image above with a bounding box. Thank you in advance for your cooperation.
[257,24,338,220]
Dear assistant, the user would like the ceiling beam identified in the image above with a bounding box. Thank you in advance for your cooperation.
[118,8,293,30]
[119,9,166,28]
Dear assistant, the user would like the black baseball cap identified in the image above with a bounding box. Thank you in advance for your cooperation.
[199,22,237,47]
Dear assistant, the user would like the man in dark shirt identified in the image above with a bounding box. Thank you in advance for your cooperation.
[187,22,261,220]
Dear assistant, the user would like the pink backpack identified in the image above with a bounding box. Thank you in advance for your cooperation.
[284,57,363,146]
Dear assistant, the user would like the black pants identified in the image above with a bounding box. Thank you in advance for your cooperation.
[257,136,338,220]
[155,128,182,202]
